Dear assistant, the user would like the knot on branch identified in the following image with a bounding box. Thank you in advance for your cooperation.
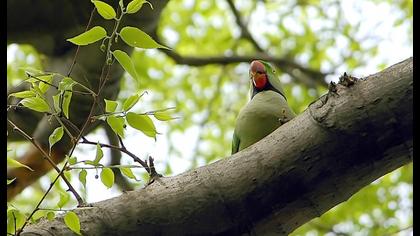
[147,156,162,185]
[338,72,359,87]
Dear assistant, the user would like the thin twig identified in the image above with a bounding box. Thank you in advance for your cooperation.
[226,0,263,51]
[67,165,144,170]
[152,2,329,87]
[17,169,62,235]
[79,138,150,173]
[117,135,126,150]
[7,119,83,205]
[12,212,16,235]
[67,8,96,77]
[25,73,94,96]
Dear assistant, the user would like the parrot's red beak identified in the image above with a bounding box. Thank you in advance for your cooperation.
[250,60,267,90]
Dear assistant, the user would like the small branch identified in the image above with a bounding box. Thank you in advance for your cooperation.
[79,139,150,174]
[104,125,134,191]
[160,49,329,85]
[226,0,263,52]
[12,212,17,235]
[60,117,82,135]
[17,168,63,235]
[67,8,96,77]
[117,135,126,150]
[153,1,329,88]
[25,73,94,96]
[147,156,162,185]
[37,208,72,212]
[67,164,144,170]
[50,114,76,144]
[7,119,83,205]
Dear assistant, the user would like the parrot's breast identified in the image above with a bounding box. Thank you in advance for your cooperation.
[235,90,292,151]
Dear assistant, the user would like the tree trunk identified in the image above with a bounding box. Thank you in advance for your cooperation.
[22,57,412,236]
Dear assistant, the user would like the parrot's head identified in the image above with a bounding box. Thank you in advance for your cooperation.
[249,60,268,91]
[249,60,286,99]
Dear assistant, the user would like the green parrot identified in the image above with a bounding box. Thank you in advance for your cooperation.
[231,60,296,154]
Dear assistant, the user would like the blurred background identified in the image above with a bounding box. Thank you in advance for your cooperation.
[7,0,412,235]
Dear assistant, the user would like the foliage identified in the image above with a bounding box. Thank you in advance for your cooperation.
[7,0,412,235]
[7,0,171,234]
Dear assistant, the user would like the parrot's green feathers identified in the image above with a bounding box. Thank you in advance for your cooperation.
[259,61,286,99]
[231,60,295,154]
[231,131,240,154]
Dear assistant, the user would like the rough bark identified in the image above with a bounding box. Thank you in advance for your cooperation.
[22,58,412,235]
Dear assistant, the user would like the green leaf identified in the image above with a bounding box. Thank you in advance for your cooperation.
[62,91,72,119]
[64,211,81,235]
[104,99,118,113]
[53,94,61,113]
[31,84,44,96]
[7,178,16,185]
[59,77,77,91]
[46,211,55,221]
[79,169,87,188]
[68,156,77,165]
[49,126,64,153]
[63,91,73,119]
[92,0,116,20]
[126,0,149,14]
[154,111,174,121]
[122,93,140,111]
[126,112,157,139]
[67,26,107,46]
[84,160,97,166]
[38,75,53,93]
[8,90,36,99]
[107,116,125,138]
[7,209,25,234]
[94,143,104,165]
[100,168,114,188]
[20,97,50,113]
[57,192,70,208]
[120,167,137,180]
[31,210,48,222]
[112,50,139,82]
[7,157,34,171]
[120,26,170,49]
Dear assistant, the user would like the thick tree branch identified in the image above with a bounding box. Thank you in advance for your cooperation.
[21,58,412,235]
[161,49,329,82]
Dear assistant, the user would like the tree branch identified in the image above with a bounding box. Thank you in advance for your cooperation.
[225,0,263,52]
[162,49,328,80]
[21,58,412,235]
[223,0,329,87]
